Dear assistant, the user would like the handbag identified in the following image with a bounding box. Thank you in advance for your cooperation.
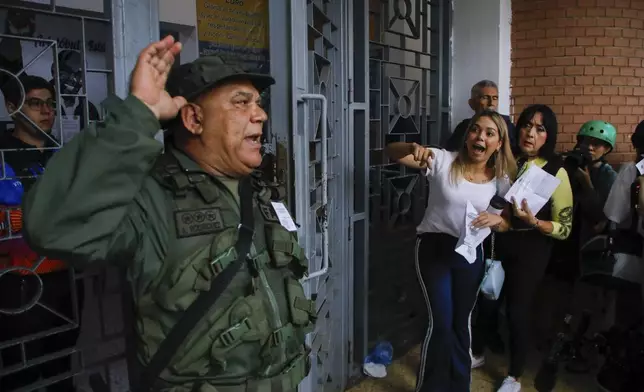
[480,232,505,300]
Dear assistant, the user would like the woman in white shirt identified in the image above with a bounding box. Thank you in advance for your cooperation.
[385,110,517,392]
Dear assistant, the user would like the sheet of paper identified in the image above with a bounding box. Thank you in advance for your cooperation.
[503,164,561,215]
[455,201,491,264]
[636,158,644,175]
[271,201,298,232]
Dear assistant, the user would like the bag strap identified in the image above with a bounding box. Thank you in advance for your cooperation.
[490,232,496,260]
[138,177,256,391]
[491,176,500,261]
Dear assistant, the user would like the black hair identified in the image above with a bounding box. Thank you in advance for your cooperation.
[632,120,644,157]
[2,75,56,107]
[514,104,558,160]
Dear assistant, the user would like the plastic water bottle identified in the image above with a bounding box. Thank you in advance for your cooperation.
[363,341,393,378]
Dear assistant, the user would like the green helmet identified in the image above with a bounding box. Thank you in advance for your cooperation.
[577,120,617,149]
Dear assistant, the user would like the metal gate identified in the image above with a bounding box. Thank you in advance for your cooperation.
[0,1,157,390]
[286,0,351,391]
[350,0,453,361]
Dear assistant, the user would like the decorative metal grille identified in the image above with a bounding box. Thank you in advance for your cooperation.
[0,2,128,391]
[366,0,450,352]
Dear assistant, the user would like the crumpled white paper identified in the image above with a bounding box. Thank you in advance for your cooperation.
[455,201,491,263]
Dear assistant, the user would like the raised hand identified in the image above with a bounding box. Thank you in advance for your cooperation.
[130,35,187,121]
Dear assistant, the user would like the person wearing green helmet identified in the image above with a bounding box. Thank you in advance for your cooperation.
[553,121,618,281]
[571,120,618,206]
[546,120,621,386]
[548,120,618,327]
[578,120,617,160]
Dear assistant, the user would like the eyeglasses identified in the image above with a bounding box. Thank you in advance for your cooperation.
[24,97,56,111]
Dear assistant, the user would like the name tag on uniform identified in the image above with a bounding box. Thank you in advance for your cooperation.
[259,203,280,223]
[270,202,298,232]
[175,207,225,238]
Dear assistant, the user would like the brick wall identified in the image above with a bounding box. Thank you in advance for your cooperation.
[511,0,644,164]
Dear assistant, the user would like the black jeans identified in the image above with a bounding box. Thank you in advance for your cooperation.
[472,230,553,378]
[415,233,485,392]
[0,270,85,391]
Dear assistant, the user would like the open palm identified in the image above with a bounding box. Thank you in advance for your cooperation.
[130,35,187,121]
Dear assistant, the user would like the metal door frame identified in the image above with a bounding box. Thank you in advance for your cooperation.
[269,0,353,390]
[345,0,369,374]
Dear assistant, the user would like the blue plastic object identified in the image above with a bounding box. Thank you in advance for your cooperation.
[364,341,393,366]
[0,163,24,206]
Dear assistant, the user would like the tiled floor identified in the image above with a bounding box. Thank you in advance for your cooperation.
[346,344,600,392]
[347,276,607,392]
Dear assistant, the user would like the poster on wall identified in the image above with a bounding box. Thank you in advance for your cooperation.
[196,0,270,73]
[0,7,109,143]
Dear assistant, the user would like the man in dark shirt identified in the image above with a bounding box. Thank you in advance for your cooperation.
[444,80,516,152]
[0,75,57,188]
[0,13,100,130]
[0,75,83,392]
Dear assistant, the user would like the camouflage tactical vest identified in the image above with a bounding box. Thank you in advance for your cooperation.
[135,149,316,392]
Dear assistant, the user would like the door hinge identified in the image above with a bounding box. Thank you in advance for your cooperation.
[348,78,353,104]
[347,223,352,241]
[348,340,353,364]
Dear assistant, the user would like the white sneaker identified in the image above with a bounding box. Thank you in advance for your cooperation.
[497,376,521,392]
[471,355,485,369]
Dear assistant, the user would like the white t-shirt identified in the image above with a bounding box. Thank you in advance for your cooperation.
[603,161,644,289]
[416,149,511,238]
[604,162,639,230]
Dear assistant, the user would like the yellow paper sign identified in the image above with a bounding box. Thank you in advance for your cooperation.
[196,0,269,70]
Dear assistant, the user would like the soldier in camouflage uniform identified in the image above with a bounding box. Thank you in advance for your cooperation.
[22,36,315,391]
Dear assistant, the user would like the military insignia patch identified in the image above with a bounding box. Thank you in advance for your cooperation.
[175,207,225,238]
[259,203,280,223]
